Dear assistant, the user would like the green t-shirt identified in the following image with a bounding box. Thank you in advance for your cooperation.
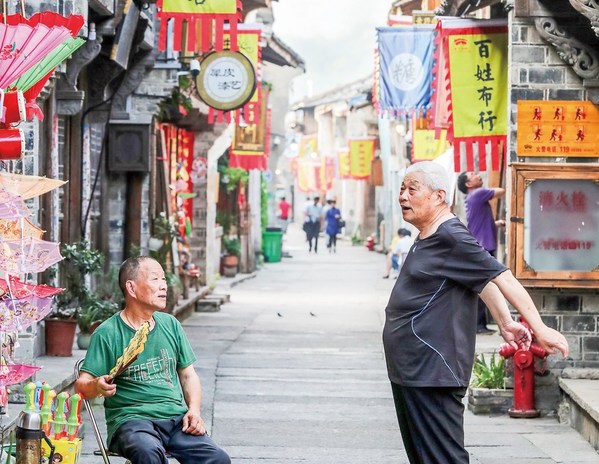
[81,311,196,447]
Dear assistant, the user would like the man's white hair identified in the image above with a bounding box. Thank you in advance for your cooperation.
[405,161,451,205]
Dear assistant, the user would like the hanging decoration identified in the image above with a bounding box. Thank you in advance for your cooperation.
[376,26,436,118]
[319,157,336,191]
[0,218,44,240]
[0,237,63,274]
[0,361,41,387]
[435,18,508,171]
[0,186,29,218]
[412,117,449,162]
[349,138,376,180]
[229,85,270,170]
[296,159,320,193]
[0,172,66,199]
[157,0,242,53]
[338,149,351,180]
[205,25,262,125]
[0,18,78,89]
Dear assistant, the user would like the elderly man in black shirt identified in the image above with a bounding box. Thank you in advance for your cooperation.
[383,161,569,464]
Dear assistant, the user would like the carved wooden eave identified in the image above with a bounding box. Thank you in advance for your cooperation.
[518,0,599,103]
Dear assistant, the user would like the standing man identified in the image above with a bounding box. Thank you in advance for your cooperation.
[75,256,230,464]
[277,195,291,233]
[304,196,323,253]
[457,171,506,334]
[384,161,568,464]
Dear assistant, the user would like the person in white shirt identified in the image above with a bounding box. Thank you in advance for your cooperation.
[383,228,412,279]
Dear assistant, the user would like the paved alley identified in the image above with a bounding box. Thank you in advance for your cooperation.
[78,224,599,463]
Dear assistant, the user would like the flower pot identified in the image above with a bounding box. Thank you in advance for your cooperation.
[222,255,238,277]
[45,318,77,357]
[76,331,93,350]
[467,387,513,415]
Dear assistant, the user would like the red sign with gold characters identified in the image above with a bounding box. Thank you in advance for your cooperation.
[517,101,599,157]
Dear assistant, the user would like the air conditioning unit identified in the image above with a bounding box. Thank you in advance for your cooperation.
[108,124,151,172]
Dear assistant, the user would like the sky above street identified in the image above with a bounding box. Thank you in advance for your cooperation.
[271,1,390,100]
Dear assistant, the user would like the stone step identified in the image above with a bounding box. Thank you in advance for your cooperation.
[195,299,222,312]
[559,371,599,452]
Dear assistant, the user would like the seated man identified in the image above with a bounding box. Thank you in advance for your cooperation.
[75,256,230,464]
[383,228,412,279]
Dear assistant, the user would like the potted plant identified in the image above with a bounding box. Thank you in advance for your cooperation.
[46,241,106,356]
[222,236,241,277]
[467,352,513,415]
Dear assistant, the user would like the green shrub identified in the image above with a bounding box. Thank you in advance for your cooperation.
[471,352,506,389]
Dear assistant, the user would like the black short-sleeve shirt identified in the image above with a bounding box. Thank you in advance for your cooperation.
[383,217,507,387]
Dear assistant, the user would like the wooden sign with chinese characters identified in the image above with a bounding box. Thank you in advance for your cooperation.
[517,101,599,157]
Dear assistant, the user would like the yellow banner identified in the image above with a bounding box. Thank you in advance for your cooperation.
[517,100,599,157]
[297,159,318,192]
[413,129,449,161]
[349,139,375,179]
[299,136,318,159]
[338,149,351,179]
[448,32,507,138]
[161,0,237,14]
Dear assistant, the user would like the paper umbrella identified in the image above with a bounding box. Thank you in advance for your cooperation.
[0,186,29,219]
[0,172,66,199]
[0,361,41,387]
[0,294,54,332]
[0,218,44,240]
[0,237,63,274]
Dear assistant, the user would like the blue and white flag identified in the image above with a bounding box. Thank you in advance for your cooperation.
[377,26,436,117]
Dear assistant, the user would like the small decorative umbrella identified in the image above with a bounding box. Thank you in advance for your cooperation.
[0,237,63,274]
[0,172,66,199]
[0,186,29,218]
[0,360,40,387]
[0,218,44,240]
[0,294,54,332]
[0,275,63,299]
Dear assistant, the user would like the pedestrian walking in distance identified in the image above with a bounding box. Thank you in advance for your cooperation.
[325,199,342,253]
[382,228,412,279]
[457,170,506,334]
[304,196,323,253]
[383,161,569,464]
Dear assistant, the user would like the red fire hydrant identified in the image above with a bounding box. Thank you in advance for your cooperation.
[499,324,548,418]
[365,235,375,251]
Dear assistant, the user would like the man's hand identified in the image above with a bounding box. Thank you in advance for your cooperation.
[533,326,569,358]
[499,320,532,351]
[96,375,117,398]
[182,409,206,435]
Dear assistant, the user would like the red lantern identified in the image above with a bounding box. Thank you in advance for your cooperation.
[0,128,25,160]
[1,90,26,124]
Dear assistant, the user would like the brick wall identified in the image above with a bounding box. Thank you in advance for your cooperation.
[510,17,599,375]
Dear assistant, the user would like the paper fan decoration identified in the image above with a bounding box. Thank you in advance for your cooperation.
[0,218,44,240]
[0,21,76,89]
[109,320,151,382]
[0,172,66,199]
[0,361,41,387]
[0,237,63,274]
[0,295,54,332]
[0,186,29,219]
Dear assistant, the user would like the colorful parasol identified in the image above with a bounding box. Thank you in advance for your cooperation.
[0,21,76,89]
[0,361,41,387]
[0,218,44,240]
[0,186,29,218]
[0,275,64,299]
[0,237,63,274]
[0,295,54,332]
[0,172,66,199]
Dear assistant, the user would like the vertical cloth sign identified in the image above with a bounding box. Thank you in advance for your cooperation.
[376,26,436,117]
[440,18,508,171]
[157,0,241,53]
[338,149,351,180]
[349,139,375,180]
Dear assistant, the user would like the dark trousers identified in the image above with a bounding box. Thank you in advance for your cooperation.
[306,221,320,252]
[111,415,231,464]
[327,234,337,250]
[391,383,469,464]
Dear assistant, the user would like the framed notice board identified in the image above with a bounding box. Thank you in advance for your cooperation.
[509,163,599,288]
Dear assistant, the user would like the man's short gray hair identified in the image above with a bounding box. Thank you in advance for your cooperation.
[405,161,451,205]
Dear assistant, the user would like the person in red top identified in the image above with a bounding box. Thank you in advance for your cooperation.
[278,196,291,233]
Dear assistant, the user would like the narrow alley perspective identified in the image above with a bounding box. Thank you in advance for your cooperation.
[75,224,599,464]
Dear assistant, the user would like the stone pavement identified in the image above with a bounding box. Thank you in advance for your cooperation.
[28,224,599,463]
